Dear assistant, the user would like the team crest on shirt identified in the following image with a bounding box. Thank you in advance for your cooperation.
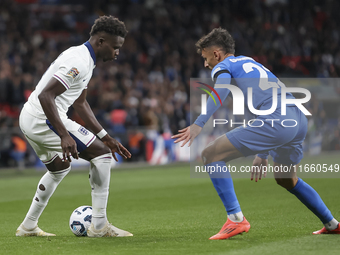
[78,127,89,136]
[67,67,79,79]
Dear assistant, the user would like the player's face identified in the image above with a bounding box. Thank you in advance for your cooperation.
[100,35,125,62]
[201,47,223,70]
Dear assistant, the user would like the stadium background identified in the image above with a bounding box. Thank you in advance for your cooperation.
[1,0,340,169]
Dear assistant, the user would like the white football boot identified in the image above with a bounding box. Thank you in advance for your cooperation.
[87,221,133,237]
[16,224,56,237]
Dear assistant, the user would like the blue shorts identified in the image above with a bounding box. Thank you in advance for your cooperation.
[226,106,308,165]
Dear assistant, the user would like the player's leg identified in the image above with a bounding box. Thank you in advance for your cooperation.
[202,134,244,221]
[272,161,339,234]
[205,109,300,239]
[202,133,244,165]
[17,157,70,237]
[17,109,72,236]
[271,105,339,234]
[79,138,133,237]
[201,133,250,239]
[81,139,112,231]
[46,117,131,237]
[272,162,298,190]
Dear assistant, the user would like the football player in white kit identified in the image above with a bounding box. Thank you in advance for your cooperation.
[16,16,133,237]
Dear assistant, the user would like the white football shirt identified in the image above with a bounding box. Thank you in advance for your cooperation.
[25,41,96,120]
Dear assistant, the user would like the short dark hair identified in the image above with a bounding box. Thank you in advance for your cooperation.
[196,28,235,55]
[90,15,128,38]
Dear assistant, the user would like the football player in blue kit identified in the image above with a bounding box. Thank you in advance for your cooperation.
[172,28,340,239]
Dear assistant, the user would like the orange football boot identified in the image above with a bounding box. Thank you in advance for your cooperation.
[209,217,251,240]
[313,224,340,234]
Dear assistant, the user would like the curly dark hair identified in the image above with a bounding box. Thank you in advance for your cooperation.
[90,15,128,38]
[196,28,235,55]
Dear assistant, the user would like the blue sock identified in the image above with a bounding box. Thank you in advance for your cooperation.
[206,161,241,215]
[289,178,333,224]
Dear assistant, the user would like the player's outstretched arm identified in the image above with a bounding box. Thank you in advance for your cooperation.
[72,90,131,161]
[171,124,202,147]
[39,78,78,162]
[251,155,268,182]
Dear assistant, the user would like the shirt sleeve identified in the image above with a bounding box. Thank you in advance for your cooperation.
[53,58,87,90]
[194,72,231,127]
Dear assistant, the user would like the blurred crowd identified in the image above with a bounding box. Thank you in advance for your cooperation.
[1,0,340,167]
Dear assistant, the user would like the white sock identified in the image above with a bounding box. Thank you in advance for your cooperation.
[228,211,244,222]
[324,218,339,230]
[22,167,71,229]
[89,153,112,230]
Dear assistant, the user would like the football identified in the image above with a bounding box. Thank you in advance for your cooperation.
[69,206,92,236]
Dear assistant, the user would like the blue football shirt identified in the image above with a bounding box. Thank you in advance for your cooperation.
[194,55,295,127]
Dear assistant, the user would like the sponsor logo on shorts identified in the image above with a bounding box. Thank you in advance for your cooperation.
[78,127,89,136]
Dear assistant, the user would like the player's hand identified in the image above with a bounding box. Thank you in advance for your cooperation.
[251,156,268,182]
[171,124,202,147]
[60,134,78,162]
[102,135,131,162]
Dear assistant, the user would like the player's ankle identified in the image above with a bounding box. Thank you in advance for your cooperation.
[92,217,107,230]
[324,218,339,231]
[21,219,38,230]
[228,211,244,222]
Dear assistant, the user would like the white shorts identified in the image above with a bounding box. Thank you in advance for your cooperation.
[19,104,96,164]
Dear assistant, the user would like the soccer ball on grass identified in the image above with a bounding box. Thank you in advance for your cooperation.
[69,206,92,236]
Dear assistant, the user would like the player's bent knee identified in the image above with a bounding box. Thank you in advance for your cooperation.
[275,178,284,187]
[201,145,221,164]
[80,138,111,161]
[201,146,212,164]
[45,156,70,172]
[201,134,243,165]
[275,177,298,190]
[97,142,111,155]
[201,145,234,165]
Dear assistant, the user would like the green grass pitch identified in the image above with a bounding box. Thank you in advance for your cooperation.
[0,154,339,255]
